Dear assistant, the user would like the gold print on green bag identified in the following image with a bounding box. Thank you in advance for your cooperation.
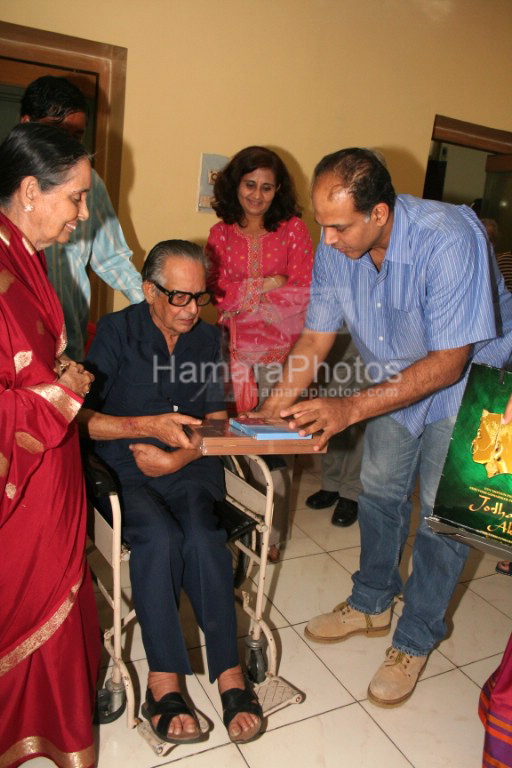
[472,409,512,477]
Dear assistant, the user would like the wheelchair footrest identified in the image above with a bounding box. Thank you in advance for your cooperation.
[255,675,305,717]
[137,721,175,756]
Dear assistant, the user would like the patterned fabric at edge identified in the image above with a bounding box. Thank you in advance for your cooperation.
[206,217,313,411]
[480,633,512,767]
[0,211,100,768]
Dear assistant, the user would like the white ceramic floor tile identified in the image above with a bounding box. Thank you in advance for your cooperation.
[439,583,512,666]
[361,668,484,768]
[330,544,361,577]
[160,743,249,767]
[461,654,502,687]
[460,547,498,582]
[468,572,512,618]
[260,552,353,625]
[299,614,454,702]
[192,626,354,733]
[280,522,324,560]
[292,506,361,550]
[239,704,412,768]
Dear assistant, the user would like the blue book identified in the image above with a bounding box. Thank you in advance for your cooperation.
[228,417,312,440]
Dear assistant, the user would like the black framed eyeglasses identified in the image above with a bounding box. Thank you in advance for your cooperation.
[153,282,212,307]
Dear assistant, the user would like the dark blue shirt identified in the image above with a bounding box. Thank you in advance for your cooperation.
[84,302,226,484]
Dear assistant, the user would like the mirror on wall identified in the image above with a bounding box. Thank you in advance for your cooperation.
[423,115,512,254]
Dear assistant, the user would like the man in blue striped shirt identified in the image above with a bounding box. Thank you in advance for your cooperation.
[260,148,512,706]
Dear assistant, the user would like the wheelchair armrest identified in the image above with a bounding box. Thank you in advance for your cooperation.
[81,442,118,499]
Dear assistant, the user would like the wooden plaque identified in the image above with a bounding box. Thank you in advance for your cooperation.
[196,420,327,456]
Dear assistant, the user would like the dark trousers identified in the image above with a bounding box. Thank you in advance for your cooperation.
[119,457,239,683]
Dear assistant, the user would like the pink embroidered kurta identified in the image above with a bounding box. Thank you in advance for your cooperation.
[206,217,313,411]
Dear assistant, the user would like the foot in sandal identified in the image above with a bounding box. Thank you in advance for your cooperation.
[141,671,204,744]
[496,561,512,576]
[218,665,263,743]
[268,544,281,563]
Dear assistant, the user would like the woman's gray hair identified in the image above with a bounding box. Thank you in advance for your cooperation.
[141,239,209,284]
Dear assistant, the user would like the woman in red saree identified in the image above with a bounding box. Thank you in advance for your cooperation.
[0,123,100,768]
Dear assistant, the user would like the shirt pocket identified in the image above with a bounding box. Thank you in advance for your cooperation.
[388,281,428,362]
[106,370,165,415]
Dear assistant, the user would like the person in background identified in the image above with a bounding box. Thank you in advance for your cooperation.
[305,330,364,527]
[206,145,313,560]
[258,147,512,707]
[80,240,263,745]
[20,75,143,359]
[480,217,499,249]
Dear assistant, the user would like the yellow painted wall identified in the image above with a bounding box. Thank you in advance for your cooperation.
[2,0,512,312]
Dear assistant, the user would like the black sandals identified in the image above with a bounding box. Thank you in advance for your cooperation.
[141,688,205,744]
[220,679,263,743]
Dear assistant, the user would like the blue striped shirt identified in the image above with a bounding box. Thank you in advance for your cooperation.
[306,195,512,435]
[45,169,143,360]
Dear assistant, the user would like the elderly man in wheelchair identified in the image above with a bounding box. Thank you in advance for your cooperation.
[79,239,263,745]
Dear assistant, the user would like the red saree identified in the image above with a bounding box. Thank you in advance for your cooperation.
[0,213,100,768]
[480,634,512,767]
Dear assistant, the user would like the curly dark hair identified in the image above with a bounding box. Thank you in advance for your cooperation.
[212,146,301,232]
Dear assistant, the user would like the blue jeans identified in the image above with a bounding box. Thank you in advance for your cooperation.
[349,415,469,657]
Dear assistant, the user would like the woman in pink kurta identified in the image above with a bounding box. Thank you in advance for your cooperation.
[206,146,313,413]
[206,147,313,559]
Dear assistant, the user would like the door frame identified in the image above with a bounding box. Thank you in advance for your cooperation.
[432,115,512,155]
[0,20,128,319]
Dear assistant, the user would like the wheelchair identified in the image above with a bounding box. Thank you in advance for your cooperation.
[83,445,304,756]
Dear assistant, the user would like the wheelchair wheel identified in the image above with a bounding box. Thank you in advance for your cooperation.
[245,639,267,684]
[94,686,126,724]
